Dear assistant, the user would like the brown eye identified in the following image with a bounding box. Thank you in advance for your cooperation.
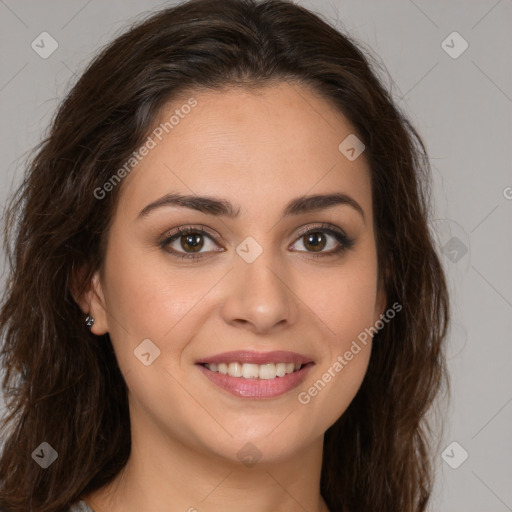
[180,233,204,252]
[303,232,326,252]
[289,224,355,257]
[160,226,222,259]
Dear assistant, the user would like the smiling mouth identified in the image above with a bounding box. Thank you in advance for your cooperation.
[201,361,312,380]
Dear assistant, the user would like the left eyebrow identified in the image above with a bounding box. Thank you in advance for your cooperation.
[283,193,365,222]
[137,192,365,223]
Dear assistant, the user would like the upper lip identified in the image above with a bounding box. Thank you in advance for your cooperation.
[197,350,314,366]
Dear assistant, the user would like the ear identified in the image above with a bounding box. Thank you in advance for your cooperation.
[70,266,109,335]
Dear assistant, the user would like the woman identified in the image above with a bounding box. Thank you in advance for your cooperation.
[0,0,450,511]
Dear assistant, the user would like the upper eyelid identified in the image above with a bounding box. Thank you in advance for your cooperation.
[294,223,347,239]
[161,224,221,244]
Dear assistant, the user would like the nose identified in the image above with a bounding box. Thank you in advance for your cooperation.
[220,248,299,335]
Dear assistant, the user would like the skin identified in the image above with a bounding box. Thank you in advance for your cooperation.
[78,82,386,512]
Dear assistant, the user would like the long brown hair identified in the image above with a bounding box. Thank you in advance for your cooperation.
[0,1,450,510]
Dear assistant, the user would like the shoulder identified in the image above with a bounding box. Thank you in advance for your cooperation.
[68,501,94,512]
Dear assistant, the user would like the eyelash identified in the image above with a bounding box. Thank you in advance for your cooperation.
[159,223,355,261]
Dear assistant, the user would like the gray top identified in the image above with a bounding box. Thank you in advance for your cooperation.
[68,501,94,512]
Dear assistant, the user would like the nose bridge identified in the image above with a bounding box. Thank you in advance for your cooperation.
[221,239,297,332]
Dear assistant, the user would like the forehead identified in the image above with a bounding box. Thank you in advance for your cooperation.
[116,82,372,220]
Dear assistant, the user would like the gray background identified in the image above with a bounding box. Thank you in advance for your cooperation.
[1,1,511,510]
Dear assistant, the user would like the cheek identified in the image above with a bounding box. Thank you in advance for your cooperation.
[101,236,218,375]
[297,251,379,351]
[301,344,371,430]
[103,236,209,331]
[295,275,375,433]
[292,250,378,423]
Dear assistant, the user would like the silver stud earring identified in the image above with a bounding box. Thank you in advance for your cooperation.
[85,315,95,328]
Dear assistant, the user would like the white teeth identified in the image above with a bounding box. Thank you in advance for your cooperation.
[276,362,287,377]
[242,363,259,379]
[259,363,276,380]
[204,361,304,379]
[228,362,242,377]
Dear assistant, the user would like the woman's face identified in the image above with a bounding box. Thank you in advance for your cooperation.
[87,82,385,465]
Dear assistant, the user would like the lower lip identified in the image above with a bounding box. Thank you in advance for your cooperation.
[196,363,314,399]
